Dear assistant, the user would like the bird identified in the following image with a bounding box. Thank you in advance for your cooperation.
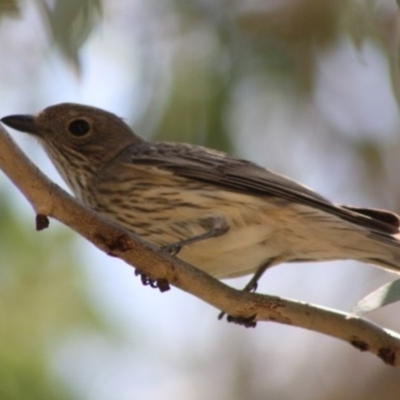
[2,103,400,292]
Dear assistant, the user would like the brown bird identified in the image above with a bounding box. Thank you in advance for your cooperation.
[2,103,400,292]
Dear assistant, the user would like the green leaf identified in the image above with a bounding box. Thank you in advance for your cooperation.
[41,0,102,72]
[352,279,400,315]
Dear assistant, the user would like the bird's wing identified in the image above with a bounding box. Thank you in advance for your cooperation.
[128,142,400,237]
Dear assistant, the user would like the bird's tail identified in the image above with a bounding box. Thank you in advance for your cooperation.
[363,236,400,273]
[339,206,400,274]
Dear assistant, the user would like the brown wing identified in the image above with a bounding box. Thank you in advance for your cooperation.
[128,142,400,237]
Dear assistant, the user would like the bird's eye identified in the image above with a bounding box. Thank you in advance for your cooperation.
[68,119,91,136]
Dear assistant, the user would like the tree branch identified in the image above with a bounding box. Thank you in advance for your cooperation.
[1,124,400,366]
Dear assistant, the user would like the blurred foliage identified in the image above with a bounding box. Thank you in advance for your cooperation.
[152,45,234,151]
[237,0,342,91]
[0,0,19,17]
[0,193,109,399]
[0,0,102,71]
[143,0,400,154]
[40,0,102,71]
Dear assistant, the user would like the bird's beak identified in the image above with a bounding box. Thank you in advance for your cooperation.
[1,114,39,136]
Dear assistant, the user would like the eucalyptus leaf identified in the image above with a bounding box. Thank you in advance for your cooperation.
[353,279,400,315]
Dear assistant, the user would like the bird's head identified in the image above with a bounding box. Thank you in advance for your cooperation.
[1,103,143,192]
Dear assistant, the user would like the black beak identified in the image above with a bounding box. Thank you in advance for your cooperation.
[1,114,39,135]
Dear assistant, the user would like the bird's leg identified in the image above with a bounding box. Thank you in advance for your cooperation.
[161,216,229,256]
[218,257,278,325]
[242,258,277,292]
[138,216,228,291]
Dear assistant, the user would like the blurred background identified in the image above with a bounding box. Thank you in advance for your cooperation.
[1,0,400,399]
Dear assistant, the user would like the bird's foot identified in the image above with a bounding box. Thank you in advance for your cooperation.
[226,314,257,328]
[134,270,170,292]
[217,310,257,327]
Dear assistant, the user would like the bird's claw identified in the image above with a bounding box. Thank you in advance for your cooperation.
[134,270,170,292]
[218,311,257,328]
[227,314,257,328]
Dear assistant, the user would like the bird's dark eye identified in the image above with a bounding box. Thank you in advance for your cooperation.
[68,119,91,136]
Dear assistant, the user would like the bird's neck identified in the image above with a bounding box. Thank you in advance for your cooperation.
[42,144,98,203]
